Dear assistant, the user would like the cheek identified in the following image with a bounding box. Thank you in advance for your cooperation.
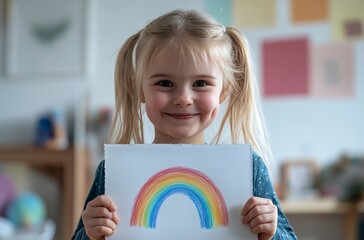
[199,92,220,111]
[145,93,168,116]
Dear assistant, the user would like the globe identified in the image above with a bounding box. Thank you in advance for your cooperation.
[6,192,46,229]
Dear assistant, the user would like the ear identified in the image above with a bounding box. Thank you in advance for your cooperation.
[219,88,227,104]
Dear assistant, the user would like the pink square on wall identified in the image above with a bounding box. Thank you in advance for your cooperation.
[262,37,309,97]
[311,42,353,98]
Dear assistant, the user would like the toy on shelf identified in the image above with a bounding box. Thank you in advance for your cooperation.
[6,192,46,229]
[35,109,68,150]
[0,175,55,240]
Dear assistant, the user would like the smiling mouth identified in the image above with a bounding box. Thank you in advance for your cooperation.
[166,113,198,119]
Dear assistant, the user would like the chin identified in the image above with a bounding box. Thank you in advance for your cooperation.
[169,133,203,144]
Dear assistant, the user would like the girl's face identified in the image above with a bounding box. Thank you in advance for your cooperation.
[141,48,225,144]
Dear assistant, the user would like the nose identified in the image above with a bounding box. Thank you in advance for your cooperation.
[173,88,193,106]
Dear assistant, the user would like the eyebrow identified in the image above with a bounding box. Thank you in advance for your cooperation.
[148,73,217,79]
[148,74,173,79]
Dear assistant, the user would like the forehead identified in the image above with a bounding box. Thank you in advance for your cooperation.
[147,41,221,74]
[147,49,218,79]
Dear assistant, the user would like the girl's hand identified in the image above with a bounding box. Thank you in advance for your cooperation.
[82,195,119,240]
[241,197,277,240]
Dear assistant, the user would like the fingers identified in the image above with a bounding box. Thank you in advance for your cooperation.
[241,197,278,239]
[83,206,117,222]
[86,225,114,239]
[112,211,119,224]
[246,212,276,229]
[87,195,119,223]
[83,214,117,239]
[252,222,274,234]
[241,197,272,216]
[242,201,276,224]
[89,195,117,212]
[86,217,117,231]
[82,195,119,239]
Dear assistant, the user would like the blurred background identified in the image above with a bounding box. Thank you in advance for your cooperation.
[0,0,363,239]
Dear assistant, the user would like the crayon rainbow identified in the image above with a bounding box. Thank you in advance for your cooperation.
[130,167,229,229]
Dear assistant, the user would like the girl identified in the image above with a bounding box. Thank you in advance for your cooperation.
[72,9,297,240]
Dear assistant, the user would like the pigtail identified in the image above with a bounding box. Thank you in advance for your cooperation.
[224,27,254,144]
[217,27,273,167]
[110,30,144,144]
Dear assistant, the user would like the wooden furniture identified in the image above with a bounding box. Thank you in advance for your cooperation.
[0,146,91,240]
[281,197,364,240]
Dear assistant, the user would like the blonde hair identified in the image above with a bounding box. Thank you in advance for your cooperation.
[110,9,273,166]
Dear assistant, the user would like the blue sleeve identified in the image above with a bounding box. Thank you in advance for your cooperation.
[252,153,298,240]
[72,160,106,240]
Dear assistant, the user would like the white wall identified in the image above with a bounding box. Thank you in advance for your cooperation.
[1,0,363,178]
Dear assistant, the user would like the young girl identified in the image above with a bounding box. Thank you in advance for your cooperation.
[72,9,297,240]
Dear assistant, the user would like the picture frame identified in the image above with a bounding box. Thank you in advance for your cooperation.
[280,160,320,200]
[5,0,89,79]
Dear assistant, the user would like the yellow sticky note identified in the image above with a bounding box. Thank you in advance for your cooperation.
[233,0,276,27]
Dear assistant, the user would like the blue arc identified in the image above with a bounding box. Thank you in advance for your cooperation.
[148,183,212,229]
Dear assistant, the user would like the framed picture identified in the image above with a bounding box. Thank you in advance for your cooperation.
[5,0,89,78]
[280,160,320,200]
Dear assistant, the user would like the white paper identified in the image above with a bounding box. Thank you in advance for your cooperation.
[105,144,256,240]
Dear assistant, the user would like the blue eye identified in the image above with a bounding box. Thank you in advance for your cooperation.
[193,80,208,87]
[156,80,173,87]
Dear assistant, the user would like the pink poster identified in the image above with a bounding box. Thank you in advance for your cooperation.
[262,37,309,97]
[310,42,353,98]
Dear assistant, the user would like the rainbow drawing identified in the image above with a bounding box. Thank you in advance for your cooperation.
[130,167,229,229]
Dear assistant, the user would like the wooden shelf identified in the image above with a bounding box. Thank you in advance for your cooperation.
[0,146,73,166]
[281,197,364,240]
[0,145,91,240]
[281,197,364,214]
